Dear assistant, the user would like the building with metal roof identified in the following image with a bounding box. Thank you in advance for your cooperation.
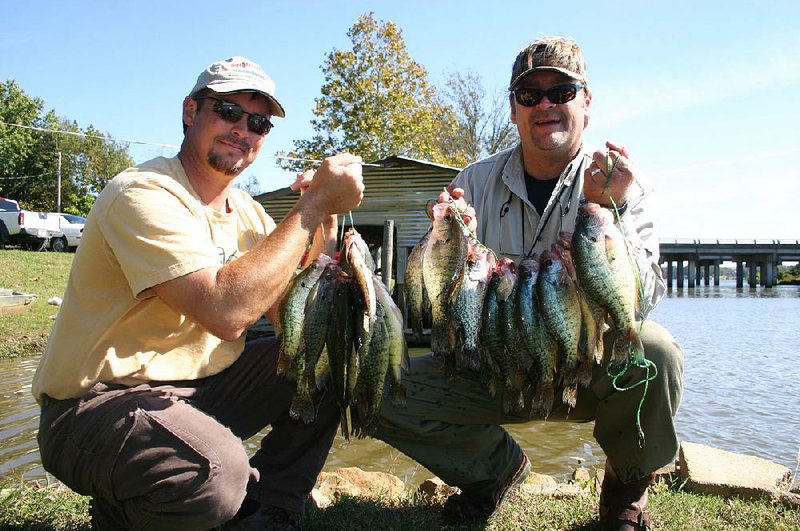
[253,155,461,288]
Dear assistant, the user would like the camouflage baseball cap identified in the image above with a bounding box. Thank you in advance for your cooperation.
[509,36,587,89]
[189,56,285,118]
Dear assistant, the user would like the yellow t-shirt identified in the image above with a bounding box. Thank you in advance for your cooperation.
[32,156,276,402]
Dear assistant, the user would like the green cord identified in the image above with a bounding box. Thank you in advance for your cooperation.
[602,152,657,448]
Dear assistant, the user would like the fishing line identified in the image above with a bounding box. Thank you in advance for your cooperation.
[444,188,497,260]
[600,151,657,448]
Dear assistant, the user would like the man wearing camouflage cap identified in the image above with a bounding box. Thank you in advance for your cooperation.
[34,56,364,530]
[376,36,683,530]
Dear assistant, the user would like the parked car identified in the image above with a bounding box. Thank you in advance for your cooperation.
[55,214,86,251]
[0,197,64,251]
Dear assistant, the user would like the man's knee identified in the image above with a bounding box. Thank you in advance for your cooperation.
[111,399,254,528]
[641,321,683,379]
[641,320,683,414]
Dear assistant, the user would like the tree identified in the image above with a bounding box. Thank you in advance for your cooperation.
[233,174,262,196]
[278,13,462,171]
[0,80,134,215]
[441,70,519,163]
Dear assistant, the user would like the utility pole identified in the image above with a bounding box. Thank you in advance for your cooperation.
[56,151,62,213]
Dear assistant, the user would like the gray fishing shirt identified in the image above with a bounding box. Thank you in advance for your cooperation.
[450,143,666,316]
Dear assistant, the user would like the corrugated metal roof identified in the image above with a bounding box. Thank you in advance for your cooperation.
[254,155,461,251]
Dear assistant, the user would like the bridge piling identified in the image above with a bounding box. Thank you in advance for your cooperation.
[659,239,799,290]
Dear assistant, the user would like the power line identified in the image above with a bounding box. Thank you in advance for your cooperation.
[0,121,379,168]
[0,121,180,149]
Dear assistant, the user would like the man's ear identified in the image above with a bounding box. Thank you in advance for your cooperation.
[509,93,517,125]
[183,96,198,129]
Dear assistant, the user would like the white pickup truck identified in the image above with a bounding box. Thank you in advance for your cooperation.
[0,197,66,251]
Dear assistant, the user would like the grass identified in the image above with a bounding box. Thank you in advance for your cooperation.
[0,250,73,359]
[1,477,798,530]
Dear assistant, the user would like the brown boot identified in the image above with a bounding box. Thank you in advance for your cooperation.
[442,453,531,522]
[598,463,655,531]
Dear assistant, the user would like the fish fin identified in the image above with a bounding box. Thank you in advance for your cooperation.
[289,379,316,424]
[340,407,351,442]
[561,383,577,409]
[389,381,407,407]
[533,383,555,419]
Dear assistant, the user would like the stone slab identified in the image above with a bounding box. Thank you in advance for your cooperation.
[680,441,792,499]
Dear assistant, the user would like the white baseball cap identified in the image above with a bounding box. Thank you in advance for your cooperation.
[189,56,285,118]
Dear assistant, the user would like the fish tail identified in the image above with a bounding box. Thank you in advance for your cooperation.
[612,328,644,364]
[340,407,351,442]
[577,356,594,387]
[533,382,555,419]
[561,382,577,409]
[289,379,316,424]
[462,345,480,371]
[388,378,408,407]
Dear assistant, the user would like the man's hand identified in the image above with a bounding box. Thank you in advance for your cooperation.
[428,186,477,233]
[294,153,365,216]
[583,141,636,209]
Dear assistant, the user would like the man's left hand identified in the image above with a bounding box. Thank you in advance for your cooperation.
[583,141,636,209]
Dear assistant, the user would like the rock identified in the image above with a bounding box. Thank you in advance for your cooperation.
[572,468,591,483]
[317,467,405,502]
[520,482,585,498]
[680,441,793,500]
[417,477,459,503]
[594,469,605,492]
[308,488,332,509]
[525,472,558,486]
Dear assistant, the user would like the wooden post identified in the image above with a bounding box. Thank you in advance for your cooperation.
[381,220,394,289]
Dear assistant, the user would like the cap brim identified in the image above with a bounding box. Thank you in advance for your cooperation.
[510,66,584,89]
[194,80,286,118]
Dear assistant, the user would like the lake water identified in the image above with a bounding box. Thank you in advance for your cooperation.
[2,281,798,486]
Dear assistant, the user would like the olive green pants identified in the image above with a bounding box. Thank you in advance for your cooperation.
[375,320,683,498]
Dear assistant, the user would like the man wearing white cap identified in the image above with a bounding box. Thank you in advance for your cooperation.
[376,37,683,530]
[33,56,364,530]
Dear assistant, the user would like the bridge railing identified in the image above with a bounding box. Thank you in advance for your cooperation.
[660,239,800,245]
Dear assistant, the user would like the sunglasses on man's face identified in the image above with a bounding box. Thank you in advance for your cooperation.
[512,83,584,107]
[195,97,274,135]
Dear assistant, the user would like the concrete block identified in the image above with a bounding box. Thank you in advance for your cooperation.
[680,441,792,499]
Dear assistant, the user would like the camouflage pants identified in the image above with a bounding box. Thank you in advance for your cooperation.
[375,320,683,498]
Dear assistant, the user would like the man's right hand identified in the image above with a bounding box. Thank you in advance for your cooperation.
[428,186,477,233]
[294,153,365,216]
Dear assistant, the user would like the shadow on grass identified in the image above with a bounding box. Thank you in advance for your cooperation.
[302,494,605,531]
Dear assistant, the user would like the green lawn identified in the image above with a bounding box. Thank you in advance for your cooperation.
[0,250,73,359]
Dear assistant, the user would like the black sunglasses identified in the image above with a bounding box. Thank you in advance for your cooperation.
[512,83,584,107]
[195,96,274,135]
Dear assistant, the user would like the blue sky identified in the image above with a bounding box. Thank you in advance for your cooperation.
[3,0,799,241]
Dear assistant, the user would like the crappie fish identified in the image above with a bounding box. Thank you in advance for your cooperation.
[481,258,526,413]
[572,203,642,364]
[341,228,377,367]
[423,201,470,369]
[373,276,410,407]
[516,254,557,417]
[404,230,430,340]
[351,301,391,438]
[538,248,583,408]
[326,272,356,440]
[276,254,334,380]
[290,261,341,423]
[553,238,602,387]
[448,243,494,371]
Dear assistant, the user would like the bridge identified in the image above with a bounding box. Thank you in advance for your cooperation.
[659,239,800,289]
